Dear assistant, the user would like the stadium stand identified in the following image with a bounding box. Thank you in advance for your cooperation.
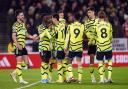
[0,0,128,52]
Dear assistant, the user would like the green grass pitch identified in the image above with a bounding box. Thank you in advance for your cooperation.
[0,67,128,89]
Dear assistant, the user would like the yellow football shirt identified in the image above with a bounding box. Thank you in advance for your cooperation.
[95,20,113,52]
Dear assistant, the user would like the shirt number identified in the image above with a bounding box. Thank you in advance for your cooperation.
[61,29,64,38]
[101,28,107,38]
[74,29,80,38]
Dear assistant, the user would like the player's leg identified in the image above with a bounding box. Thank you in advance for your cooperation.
[13,49,29,72]
[41,62,49,83]
[56,51,65,83]
[40,51,51,83]
[21,61,27,70]
[88,45,96,83]
[103,62,107,82]
[11,48,28,84]
[49,51,56,82]
[49,57,56,82]
[96,52,104,83]
[10,56,22,83]
[22,57,30,70]
[67,51,76,82]
[76,52,83,83]
[105,51,113,83]
[20,55,30,84]
[22,48,30,70]
[20,48,29,84]
[101,60,107,82]
[62,56,68,82]
[10,49,19,83]
[10,69,16,81]
[16,57,23,83]
[89,54,96,82]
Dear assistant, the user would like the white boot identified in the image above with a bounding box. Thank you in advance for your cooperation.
[19,80,29,84]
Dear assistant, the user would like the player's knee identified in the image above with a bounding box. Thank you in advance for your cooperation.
[108,66,112,71]
[90,54,95,60]
[43,58,50,63]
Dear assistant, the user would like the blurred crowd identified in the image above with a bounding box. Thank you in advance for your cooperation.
[6,0,128,38]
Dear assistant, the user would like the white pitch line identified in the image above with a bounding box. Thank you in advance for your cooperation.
[16,81,41,89]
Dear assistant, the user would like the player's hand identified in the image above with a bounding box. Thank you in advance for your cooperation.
[34,37,39,41]
[33,34,38,38]
[32,34,38,41]
[64,48,68,53]
[16,43,22,50]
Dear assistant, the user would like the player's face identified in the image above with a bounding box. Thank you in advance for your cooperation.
[87,10,95,19]
[59,13,64,19]
[17,12,25,22]
[52,17,57,24]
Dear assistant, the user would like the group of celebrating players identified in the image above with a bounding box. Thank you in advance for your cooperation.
[10,7,113,84]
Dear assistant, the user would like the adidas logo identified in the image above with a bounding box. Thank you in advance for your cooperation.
[0,57,11,67]
[0,56,34,68]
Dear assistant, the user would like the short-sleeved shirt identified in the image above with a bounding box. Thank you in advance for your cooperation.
[12,21,27,49]
[84,18,99,45]
[54,22,66,51]
[38,24,52,51]
[65,21,85,52]
[95,20,113,52]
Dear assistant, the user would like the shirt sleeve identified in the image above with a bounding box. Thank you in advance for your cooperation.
[12,25,17,33]
[38,26,46,38]
[46,30,52,39]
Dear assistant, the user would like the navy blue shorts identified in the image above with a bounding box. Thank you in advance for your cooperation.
[88,45,96,55]
[68,51,82,59]
[56,51,65,60]
[40,51,51,60]
[96,51,112,60]
[14,48,28,56]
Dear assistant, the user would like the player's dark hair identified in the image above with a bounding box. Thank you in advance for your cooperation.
[52,13,59,21]
[87,7,95,12]
[15,10,23,17]
[43,15,52,28]
[58,10,63,14]
[41,13,48,19]
[74,13,81,21]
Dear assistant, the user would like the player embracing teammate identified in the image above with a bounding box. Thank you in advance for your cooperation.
[10,7,113,84]
[85,7,113,83]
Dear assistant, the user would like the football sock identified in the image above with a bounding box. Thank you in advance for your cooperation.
[16,63,23,81]
[41,62,49,80]
[98,61,104,81]
[103,63,106,79]
[78,66,83,81]
[62,59,68,81]
[49,63,54,78]
[67,64,73,78]
[108,59,112,79]
[89,64,95,78]
[57,63,63,81]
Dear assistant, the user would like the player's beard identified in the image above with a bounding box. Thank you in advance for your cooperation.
[89,16,95,20]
